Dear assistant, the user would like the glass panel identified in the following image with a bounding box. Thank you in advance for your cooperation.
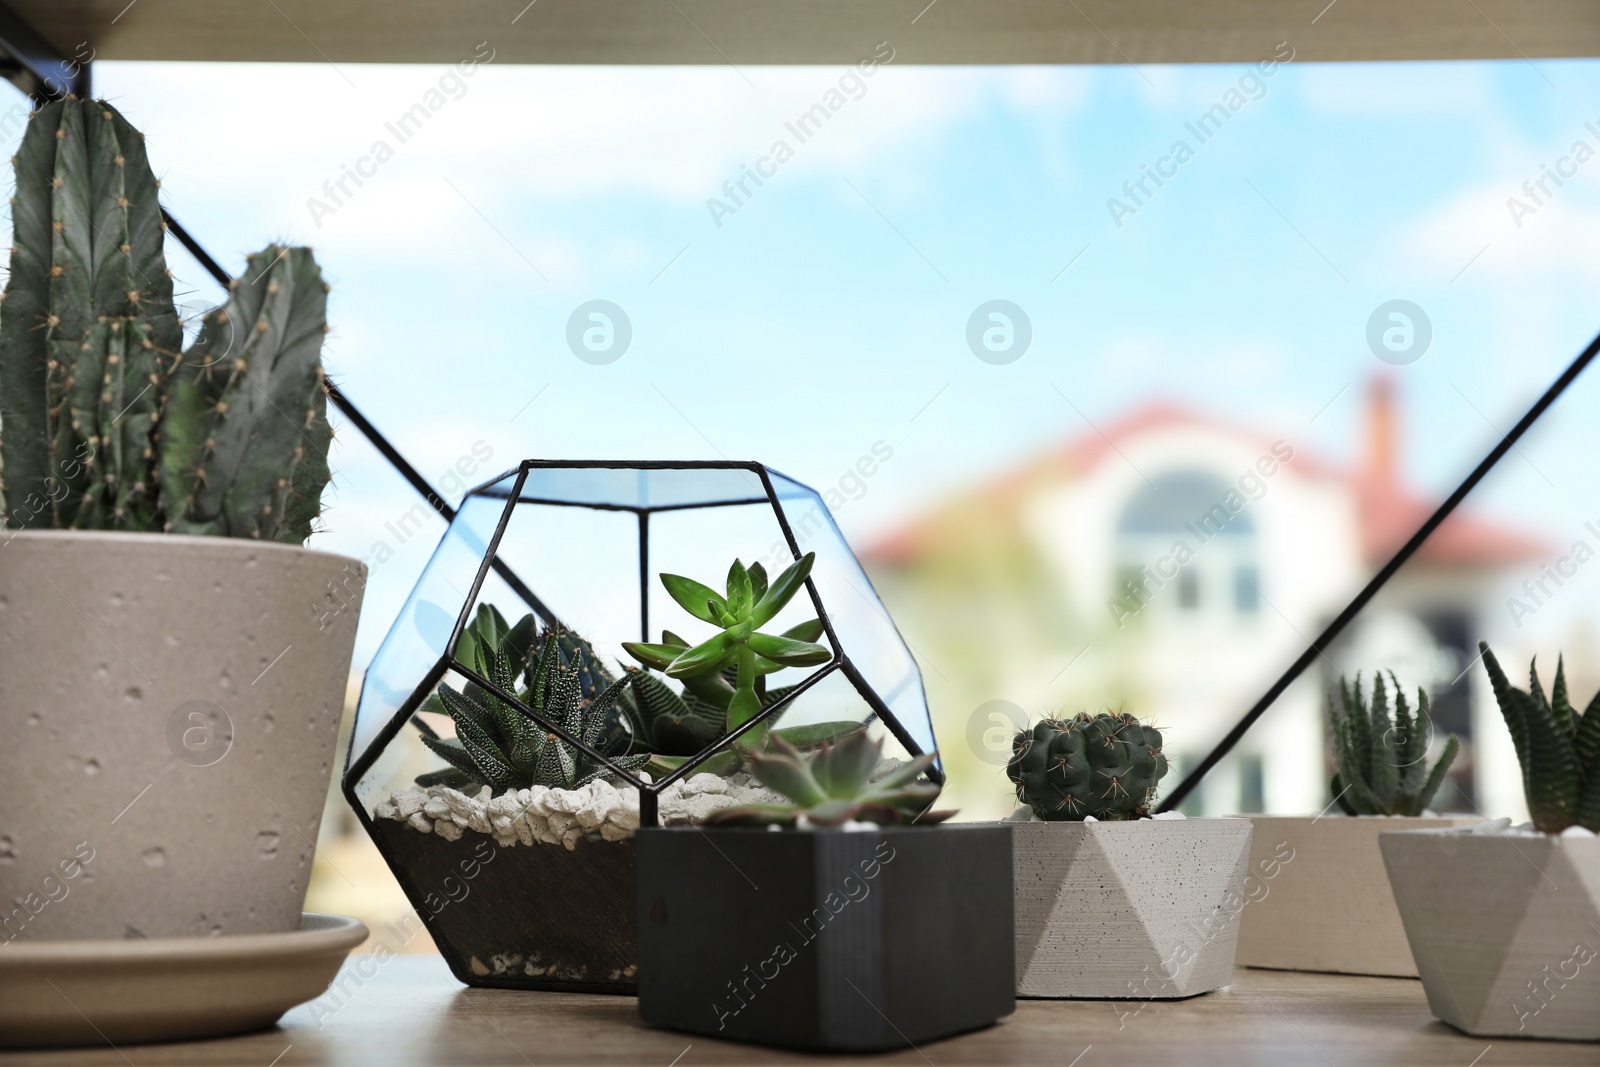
[767,471,937,762]
[491,465,768,512]
[349,486,510,775]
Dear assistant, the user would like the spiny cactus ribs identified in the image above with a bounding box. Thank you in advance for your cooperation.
[1008,711,1169,820]
[0,97,331,542]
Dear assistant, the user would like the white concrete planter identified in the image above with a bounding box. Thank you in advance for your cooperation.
[0,531,363,941]
[1012,818,1252,998]
[1237,815,1478,977]
[1381,827,1600,1040]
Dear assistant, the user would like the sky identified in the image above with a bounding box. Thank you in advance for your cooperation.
[42,53,1600,670]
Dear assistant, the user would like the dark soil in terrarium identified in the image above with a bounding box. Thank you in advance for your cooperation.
[371,818,637,993]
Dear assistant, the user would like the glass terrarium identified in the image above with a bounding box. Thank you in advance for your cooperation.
[342,461,940,993]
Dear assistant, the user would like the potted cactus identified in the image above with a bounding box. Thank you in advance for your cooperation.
[1382,643,1600,1040]
[1007,711,1252,998]
[635,729,1014,1052]
[1238,673,1471,978]
[0,98,361,951]
[366,555,868,991]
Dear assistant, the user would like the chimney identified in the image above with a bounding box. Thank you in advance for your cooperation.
[1366,376,1398,486]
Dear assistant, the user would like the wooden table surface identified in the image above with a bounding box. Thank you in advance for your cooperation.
[6,956,1595,1066]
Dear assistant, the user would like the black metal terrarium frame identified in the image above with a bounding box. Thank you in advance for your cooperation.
[340,459,943,834]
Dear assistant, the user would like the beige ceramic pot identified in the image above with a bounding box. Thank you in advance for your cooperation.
[1382,826,1600,1040]
[0,531,363,941]
[1237,814,1479,977]
[1012,818,1252,998]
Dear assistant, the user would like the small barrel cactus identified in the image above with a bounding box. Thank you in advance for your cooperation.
[1007,711,1169,820]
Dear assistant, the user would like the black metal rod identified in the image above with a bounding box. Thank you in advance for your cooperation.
[1160,328,1600,812]
[638,510,650,643]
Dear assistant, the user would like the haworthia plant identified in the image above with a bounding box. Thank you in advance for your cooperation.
[0,97,331,543]
[1329,672,1459,817]
[418,616,646,795]
[1481,642,1600,833]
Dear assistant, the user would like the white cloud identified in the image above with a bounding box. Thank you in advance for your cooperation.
[1295,62,1495,116]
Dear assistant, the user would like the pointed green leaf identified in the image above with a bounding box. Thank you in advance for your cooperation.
[746,630,831,667]
[1413,735,1460,815]
[748,562,769,604]
[811,730,881,798]
[781,618,825,643]
[745,741,829,807]
[660,573,727,623]
[1552,655,1576,738]
[665,631,735,678]
[725,559,753,618]
[751,552,815,627]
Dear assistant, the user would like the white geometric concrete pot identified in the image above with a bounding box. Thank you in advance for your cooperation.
[1012,818,1252,998]
[1237,815,1478,978]
[1381,826,1600,1040]
[0,531,363,941]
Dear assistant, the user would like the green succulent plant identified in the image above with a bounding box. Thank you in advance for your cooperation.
[1007,711,1169,820]
[0,97,331,542]
[1481,642,1600,833]
[706,729,950,827]
[1328,672,1459,816]
[622,554,858,767]
[418,613,646,794]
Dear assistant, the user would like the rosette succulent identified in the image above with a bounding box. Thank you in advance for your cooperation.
[622,554,857,766]
[706,730,950,827]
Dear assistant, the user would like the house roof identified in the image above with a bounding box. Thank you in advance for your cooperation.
[864,389,1550,570]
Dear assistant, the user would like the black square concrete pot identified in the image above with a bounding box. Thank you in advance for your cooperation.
[636,823,1014,1052]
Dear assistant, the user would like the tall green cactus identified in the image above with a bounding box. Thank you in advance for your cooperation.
[1329,672,1459,816]
[159,245,332,541]
[0,97,331,543]
[1481,642,1600,833]
[0,98,180,529]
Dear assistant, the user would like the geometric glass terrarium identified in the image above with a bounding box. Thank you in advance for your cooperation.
[342,460,940,993]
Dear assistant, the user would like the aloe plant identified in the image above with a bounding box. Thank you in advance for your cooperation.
[1480,642,1600,833]
[419,611,645,794]
[0,97,331,542]
[622,554,858,768]
[1329,672,1459,816]
[706,729,950,827]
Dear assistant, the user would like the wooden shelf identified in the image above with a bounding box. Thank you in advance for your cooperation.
[12,1,1600,66]
[8,955,1596,1065]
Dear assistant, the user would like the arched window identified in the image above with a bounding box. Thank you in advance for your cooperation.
[1112,469,1261,621]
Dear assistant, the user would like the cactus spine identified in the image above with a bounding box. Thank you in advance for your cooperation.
[1008,711,1169,820]
[0,97,331,543]
[159,245,332,541]
[0,98,180,529]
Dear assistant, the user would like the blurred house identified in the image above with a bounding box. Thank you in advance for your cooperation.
[863,378,1548,819]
